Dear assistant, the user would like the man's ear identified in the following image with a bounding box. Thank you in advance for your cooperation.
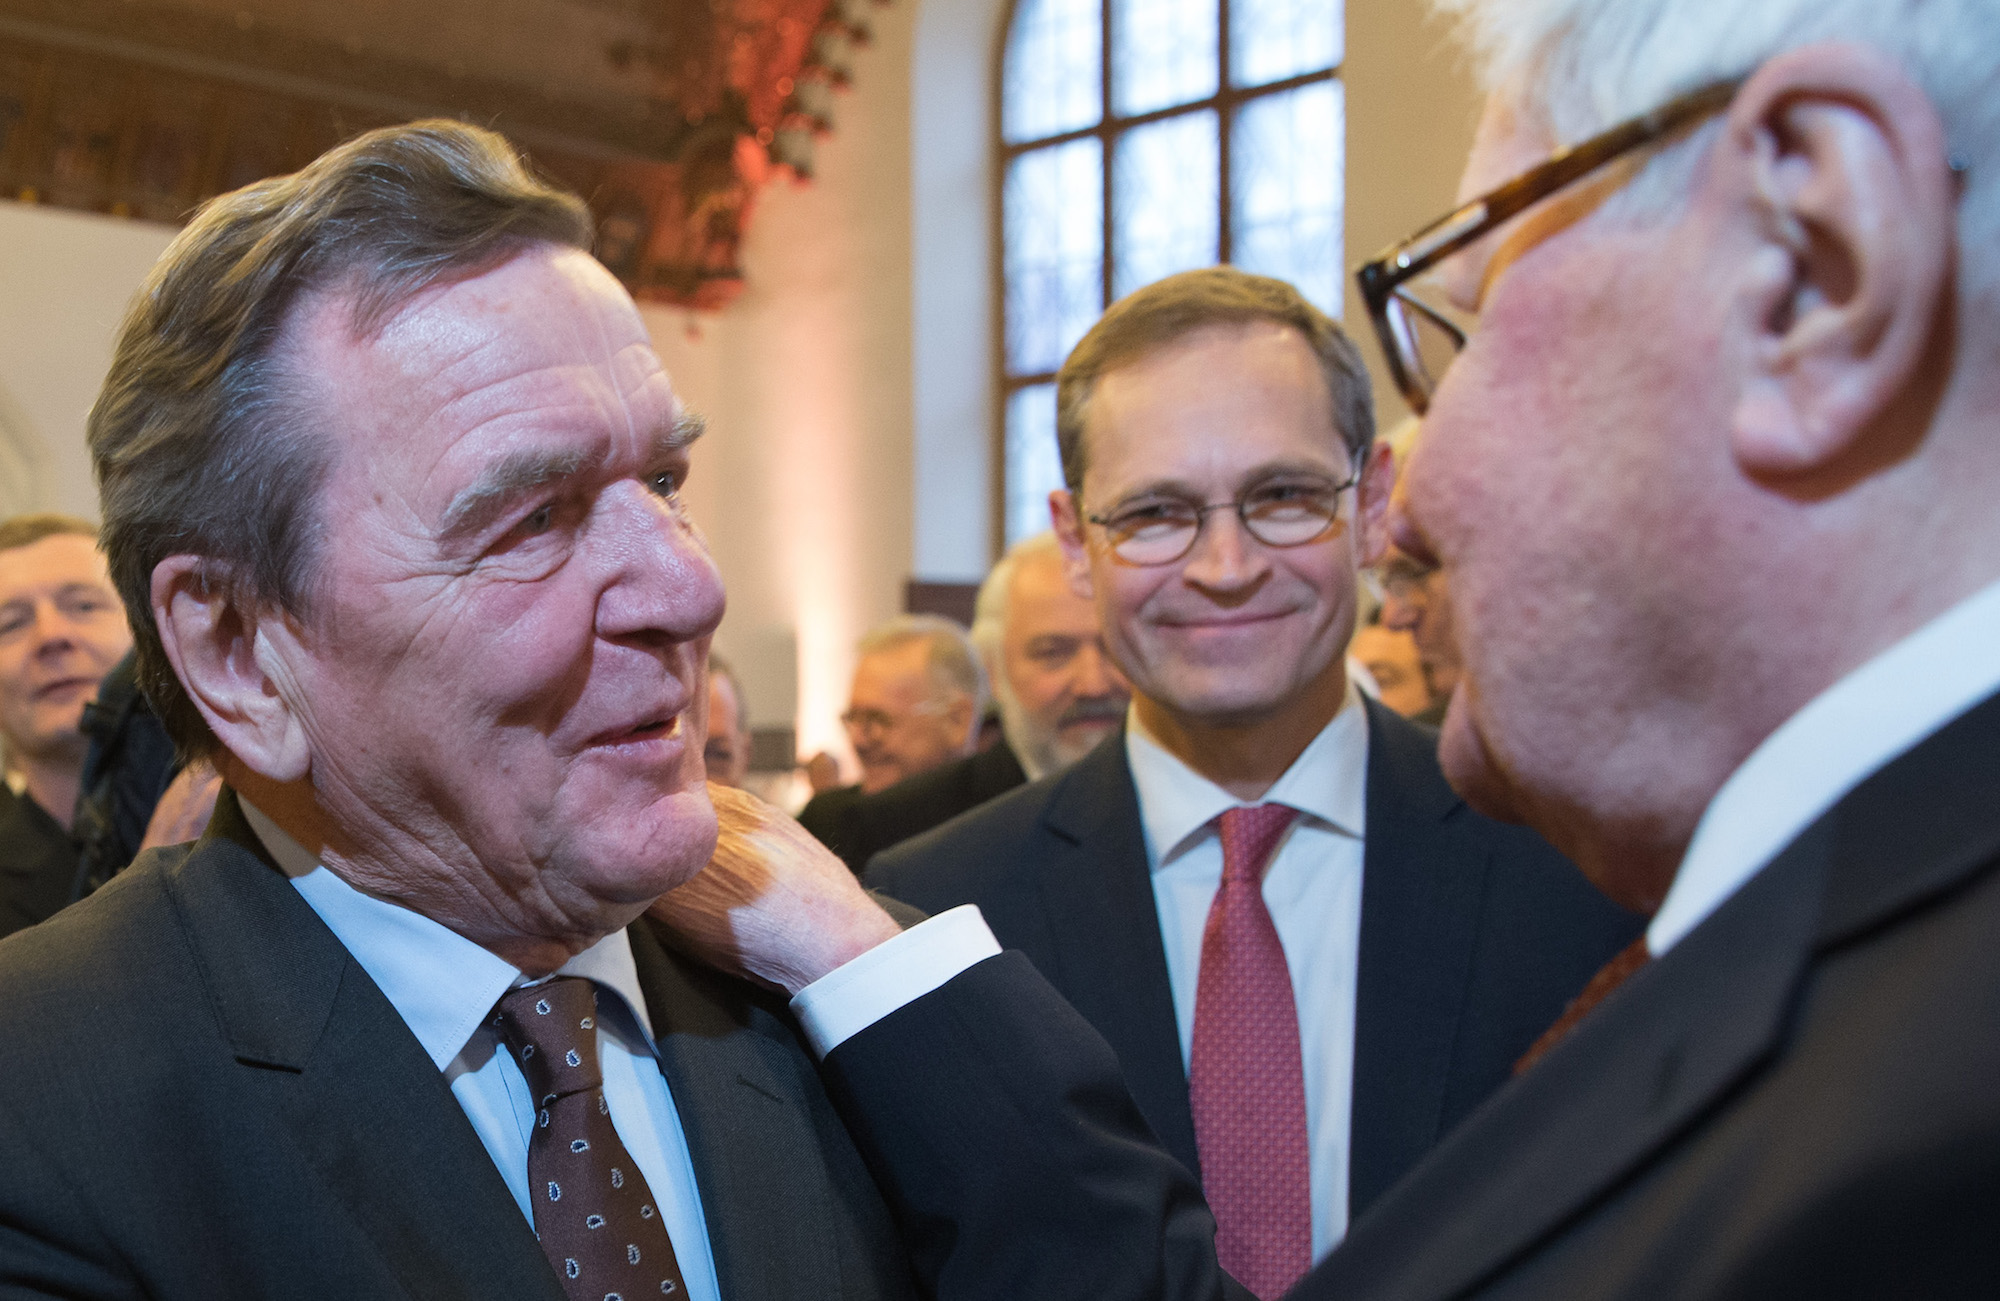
[1353,442,1395,568]
[1721,43,1956,481]
[1049,489,1097,600]
[150,556,312,783]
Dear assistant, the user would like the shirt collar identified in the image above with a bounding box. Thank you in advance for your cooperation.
[238,799,656,1069]
[1649,576,2000,956]
[1124,683,1369,871]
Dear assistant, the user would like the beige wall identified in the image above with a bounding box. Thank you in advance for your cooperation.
[654,0,917,765]
[1343,0,1483,430]
[0,201,178,521]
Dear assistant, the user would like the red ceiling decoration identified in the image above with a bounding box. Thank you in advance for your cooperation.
[0,0,882,310]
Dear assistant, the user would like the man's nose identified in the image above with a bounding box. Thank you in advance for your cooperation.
[593,482,726,645]
[1069,639,1122,698]
[1178,509,1271,592]
[28,603,82,657]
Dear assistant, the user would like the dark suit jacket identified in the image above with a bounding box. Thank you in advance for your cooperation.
[0,785,76,940]
[802,745,1029,875]
[822,688,2000,1300]
[866,698,1641,1220]
[0,793,916,1300]
[844,744,1028,874]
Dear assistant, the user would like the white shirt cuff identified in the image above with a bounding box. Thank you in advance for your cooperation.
[789,904,1002,1058]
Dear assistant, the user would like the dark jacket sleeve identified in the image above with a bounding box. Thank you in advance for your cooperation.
[819,952,1258,1301]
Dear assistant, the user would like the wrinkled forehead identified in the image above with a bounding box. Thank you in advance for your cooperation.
[287,246,677,520]
[0,534,112,601]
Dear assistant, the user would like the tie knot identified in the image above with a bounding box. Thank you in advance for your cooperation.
[492,976,603,1102]
[1217,803,1299,886]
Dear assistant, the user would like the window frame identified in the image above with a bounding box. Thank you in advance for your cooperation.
[991,0,1345,552]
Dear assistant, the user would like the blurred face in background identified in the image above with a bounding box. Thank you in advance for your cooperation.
[842,639,974,792]
[1350,623,1432,718]
[703,668,752,788]
[1377,549,1462,698]
[991,544,1131,779]
[0,532,132,777]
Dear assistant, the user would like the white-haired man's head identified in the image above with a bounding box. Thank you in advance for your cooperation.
[1434,0,1999,299]
[1389,0,1999,909]
[973,532,1130,780]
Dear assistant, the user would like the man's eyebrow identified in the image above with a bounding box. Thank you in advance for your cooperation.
[436,413,706,543]
[438,447,591,542]
[663,411,707,453]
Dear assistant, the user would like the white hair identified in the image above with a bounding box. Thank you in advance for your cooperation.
[1431,0,2000,299]
[970,531,1065,659]
[857,613,989,715]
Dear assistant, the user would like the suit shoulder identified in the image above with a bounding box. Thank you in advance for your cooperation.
[864,774,1065,910]
[0,845,209,1081]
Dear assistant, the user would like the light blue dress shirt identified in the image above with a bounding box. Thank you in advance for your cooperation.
[239,801,723,1301]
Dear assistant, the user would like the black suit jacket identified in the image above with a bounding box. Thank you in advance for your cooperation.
[0,793,916,1300]
[0,786,76,940]
[802,744,1030,874]
[866,698,1641,1219]
[822,688,2000,1300]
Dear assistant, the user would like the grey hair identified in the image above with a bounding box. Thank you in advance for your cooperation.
[970,530,1065,659]
[858,614,990,718]
[89,119,595,760]
[1429,0,2000,300]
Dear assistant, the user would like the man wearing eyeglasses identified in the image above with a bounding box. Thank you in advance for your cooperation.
[652,0,2000,1295]
[858,266,1636,1295]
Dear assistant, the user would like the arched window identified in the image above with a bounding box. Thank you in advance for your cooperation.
[998,0,1346,543]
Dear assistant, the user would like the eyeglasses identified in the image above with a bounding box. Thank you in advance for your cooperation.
[1355,78,1744,415]
[1083,474,1359,567]
[841,700,949,737]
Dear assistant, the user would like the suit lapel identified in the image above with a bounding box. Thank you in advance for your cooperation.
[1347,700,1489,1216]
[627,920,845,1301]
[170,792,562,1300]
[1032,733,1204,1177]
[1326,817,1826,1300]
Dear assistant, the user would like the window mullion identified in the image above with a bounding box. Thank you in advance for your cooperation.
[1099,0,1115,312]
[1217,0,1232,265]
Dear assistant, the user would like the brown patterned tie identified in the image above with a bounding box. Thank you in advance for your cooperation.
[492,977,691,1299]
[1513,935,1650,1075]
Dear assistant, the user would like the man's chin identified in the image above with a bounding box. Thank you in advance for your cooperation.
[1435,689,1531,827]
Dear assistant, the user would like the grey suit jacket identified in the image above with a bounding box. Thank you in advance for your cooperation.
[0,792,916,1301]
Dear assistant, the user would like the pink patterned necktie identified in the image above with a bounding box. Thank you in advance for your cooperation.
[1189,803,1310,1300]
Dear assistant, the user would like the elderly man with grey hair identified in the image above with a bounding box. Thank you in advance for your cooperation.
[807,533,1131,875]
[0,122,917,1300]
[651,0,2000,1295]
[796,614,986,863]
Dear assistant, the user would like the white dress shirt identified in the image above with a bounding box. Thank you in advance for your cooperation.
[240,802,723,1301]
[800,691,1371,1262]
[1649,577,2000,957]
[1127,695,1367,1261]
